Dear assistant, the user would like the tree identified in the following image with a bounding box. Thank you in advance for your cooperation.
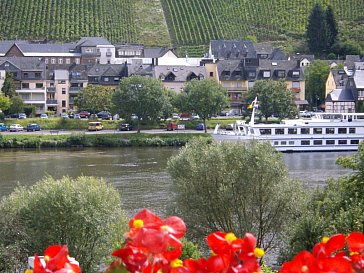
[0,176,127,273]
[244,80,297,120]
[113,75,168,133]
[75,85,114,113]
[305,60,330,110]
[177,79,228,133]
[0,95,11,112]
[306,4,328,56]
[167,139,304,254]
[326,6,338,49]
[160,89,177,120]
[9,96,24,114]
[1,72,16,98]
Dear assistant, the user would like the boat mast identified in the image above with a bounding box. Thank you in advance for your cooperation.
[249,97,258,127]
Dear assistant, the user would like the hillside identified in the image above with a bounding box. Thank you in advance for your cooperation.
[0,0,363,56]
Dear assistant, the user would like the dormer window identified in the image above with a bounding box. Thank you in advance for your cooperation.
[263,71,271,78]
[232,70,241,77]
[159,74,165,80]
[165,72,176,81]
[222,71,230,76]
[292,71,300,77]
[277,70,285,78]
[187,72,197,81]
[248,71,256,78]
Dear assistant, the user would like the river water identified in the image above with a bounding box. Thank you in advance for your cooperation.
[0,147,355,217]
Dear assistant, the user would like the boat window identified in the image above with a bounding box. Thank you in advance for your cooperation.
[314,140,323,145]
[281,141,287,145]
[288,128,297,134]
[326,128,335,134]
[273,141,279,145]
[260,129,271,135]
[326,140,335,145]
[313,128,322,134]
[349,128,356,134]
[357,115,364,120]
[338,140,347,144]
[275,128,284,135]
[250,128,255,134]
[301,140,310,145]
[289,141,294,145]
[338,128,347,134]
[301,128,310,134]
[351,140,359,144]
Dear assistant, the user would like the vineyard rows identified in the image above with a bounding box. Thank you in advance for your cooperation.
[161,0,364,46]
[0,0,137,43]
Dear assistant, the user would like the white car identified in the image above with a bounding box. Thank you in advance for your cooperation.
[61,113,69,119]
[40,113,48,119]
[9,124,24,132]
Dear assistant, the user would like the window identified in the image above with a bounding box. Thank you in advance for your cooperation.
[58,58,63,64]
[62,88,66,94]
[263,71,271,78]
[210,72,213,77]
[288,128,297,134]
[313,128,322,134]
[114,77,120,81]
[248,81,255,88]
[259,129,271,135]
[314,140,323,145]
[292,71,300,77]
[289,141,294,145]
[62,100,66,107]
[277,70,285,78]
[281,141,287,145]
[301,128,310,134]
[326,140,335,145]
[66,58,71,64]
[273,141,279,146]
[58,80,66,84]
[35,72,41,78]
[36,83,43,88]
[22,83,29,89]
[349,128,356,134]
[275,128,284,135]
[23,72,28,78]
[351,140,359,144]
[51,58,56,64]
[338,140,347,145]
[104,77,109,82]
[75,58,80,64]
[301,140,310,145]
[45,58,49,64]
[292,81,300,88]
[248,71,256,78]
[326,128,335,134]
[338,128,347,134]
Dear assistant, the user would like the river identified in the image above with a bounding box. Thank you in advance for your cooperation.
[0,147,355,217]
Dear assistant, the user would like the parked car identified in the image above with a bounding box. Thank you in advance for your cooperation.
[40,113,48,119]
[225,124,234,130]
[195,123,205,130]
[88,122,103,131]
[172,113,180,119]
[191,113,200,120]
[97,111,112,120]
[60,113,69,119]
[18,113,27,119]
[0,123,8,131]
[119,123,133,131]
[73,114,81,119]
[26,123,41,132]
[79,111,90,118]
[166,122,177,131]
[9,124,24,132]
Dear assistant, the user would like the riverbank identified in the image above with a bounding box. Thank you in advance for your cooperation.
[0,132,212,148]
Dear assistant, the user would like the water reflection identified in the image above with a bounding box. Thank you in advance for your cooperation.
[0,148,355,216]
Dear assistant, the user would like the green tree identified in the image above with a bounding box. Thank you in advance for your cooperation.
[245,80,297,120]
[0,176,127,273]
[305,60,330,110]
[160,89,177,120]
[1,72,16,98]
[326,6,338,49]
[9,96,24,114]
[306,4,328,56]
[177,79,228,132]
[112,75,168,133]
[75,85,114,113]
[167,139,304,254]
[0,95,11,112]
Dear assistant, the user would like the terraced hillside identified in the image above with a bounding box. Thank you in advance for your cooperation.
[162,0,364,47]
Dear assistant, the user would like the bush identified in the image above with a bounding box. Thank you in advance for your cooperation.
[0,176,128,273]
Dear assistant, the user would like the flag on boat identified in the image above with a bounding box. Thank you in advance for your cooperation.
[248,97,258,109]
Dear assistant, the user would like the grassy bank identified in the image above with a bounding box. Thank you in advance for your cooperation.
[0,132,212,148]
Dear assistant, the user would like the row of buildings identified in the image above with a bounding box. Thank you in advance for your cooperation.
[0,37,362,115]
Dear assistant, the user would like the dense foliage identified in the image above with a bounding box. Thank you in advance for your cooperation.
[167,139,304,254]
[75,85,114,114]
[0,176,128,273]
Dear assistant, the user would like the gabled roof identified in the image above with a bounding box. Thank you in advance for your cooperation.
[331,69,348,88]
[210,40,256,59]
[76,37,111,47]
[154,66,207,82]
[54,70,69,80]
[216,59,244,80]
[255,43,273,55]
[270,48,287,60]
[127,63,153,77]
[143,47,172,58]
[326,88,355,102]
[354,69,364,89]
[0,57,45,71]
[0,40,28,55]
[258,59,304,80]
[88,64,125,76]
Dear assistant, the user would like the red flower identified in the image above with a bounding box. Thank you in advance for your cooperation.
[347,232,364,253]
[112,245,149,272]
[280,251,316,273]
[313,234,345,258]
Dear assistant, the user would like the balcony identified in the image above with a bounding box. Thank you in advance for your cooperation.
[106,52,112,57]
[69,98,75,105]
[47,87,56,92]
[16,88,46,94]
[82,51,101,57]
[46,99,58,105]
[22,99,46,104]
[69,87,84,94]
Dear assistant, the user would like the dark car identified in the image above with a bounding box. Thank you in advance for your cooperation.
[97,111,112,120]
[26,123,41,132]
[195,123,205,130]
[0,123,8,131]
[79,111,90,119]
[120,123,133,131]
